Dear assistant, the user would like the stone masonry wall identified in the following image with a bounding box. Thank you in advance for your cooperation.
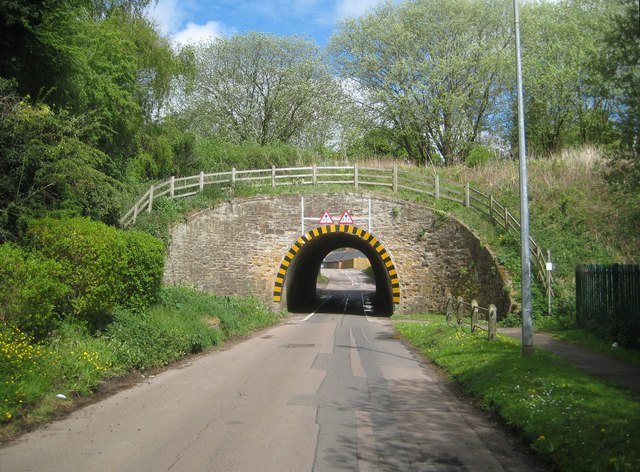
[164,193,513,316]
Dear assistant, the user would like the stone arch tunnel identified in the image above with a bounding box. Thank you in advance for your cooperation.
[163,193,513,316]
[273,224,399,315]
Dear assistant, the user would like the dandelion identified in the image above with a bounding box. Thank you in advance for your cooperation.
[537,435,545,442]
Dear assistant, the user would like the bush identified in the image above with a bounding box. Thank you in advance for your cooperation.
[118,230,165,311]
[27,217,128,328]
[466,145,495,168]
[0,243,69,337]
[194,138,322,172]
[25,217,165,330]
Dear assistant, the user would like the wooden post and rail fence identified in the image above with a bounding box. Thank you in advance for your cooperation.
[444,295,498,341]
[119,164,552,293]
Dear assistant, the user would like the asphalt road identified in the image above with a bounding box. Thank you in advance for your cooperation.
[315,268,377,315]
[0,271,543,472]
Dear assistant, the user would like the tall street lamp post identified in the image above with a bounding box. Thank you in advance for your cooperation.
[513,0,534,356]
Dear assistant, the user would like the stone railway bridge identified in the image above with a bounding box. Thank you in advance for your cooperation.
[121,165,551,316]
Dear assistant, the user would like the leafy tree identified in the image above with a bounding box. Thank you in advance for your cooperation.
[599,0,639,157]
[180,32,346,149]
[330,0,512,165]
[0,0,155,105]
[517,0,616,155]
[599,0,640,216]
[1,1,176,169]
[0,81,122,241]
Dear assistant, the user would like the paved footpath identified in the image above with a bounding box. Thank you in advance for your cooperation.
[499,328,640,395]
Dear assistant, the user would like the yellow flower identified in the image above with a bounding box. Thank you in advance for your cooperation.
[536,435,545,442]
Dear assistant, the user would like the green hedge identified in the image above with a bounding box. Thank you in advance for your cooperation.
[0,217,165,335]
[27,217,129,326]
[118,229,166,311]
[0,244,69,337]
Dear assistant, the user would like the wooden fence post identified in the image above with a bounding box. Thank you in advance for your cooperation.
[435,174,440,199]
[354,164,359,189]
[231,168,236,186]
[199,171,204,191]
[133,202,138,225]
[547,249,552,316]
[170,176,175,198]
[393,164,398,193]
[271,166,276,188]
[312,164,317,185]
[457,296,465,324]
[471,300,479,333]
[465,182,470,207]
[148,185,154,213]
[489,195,494,221]
[445,293,453,322]
[488,305,497,341]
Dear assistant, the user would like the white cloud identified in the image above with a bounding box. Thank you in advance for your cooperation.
[146,1,233,47]
[335,0,380,19]
[146,0,187,35]
[172,21,228,46]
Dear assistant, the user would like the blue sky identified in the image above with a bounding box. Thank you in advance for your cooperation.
[146,0,384,47]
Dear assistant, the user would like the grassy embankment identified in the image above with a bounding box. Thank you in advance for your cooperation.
[433,147,638,324]
[392,148,640,471]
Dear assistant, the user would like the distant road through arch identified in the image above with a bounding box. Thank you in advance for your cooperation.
[273,224,399,314]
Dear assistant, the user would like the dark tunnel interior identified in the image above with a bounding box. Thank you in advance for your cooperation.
[285,232,394,316]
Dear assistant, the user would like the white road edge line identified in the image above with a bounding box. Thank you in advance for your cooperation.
[344,270,356,286]
[301,297,331,321]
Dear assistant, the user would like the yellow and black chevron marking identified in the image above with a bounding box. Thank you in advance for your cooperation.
[273,225,400,304]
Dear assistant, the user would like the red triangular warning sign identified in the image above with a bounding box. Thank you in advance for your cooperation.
[338,210,354,225]
[318,210,334,224]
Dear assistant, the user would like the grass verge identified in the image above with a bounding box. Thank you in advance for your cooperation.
[395,317,640,472]
[0,286,284,442]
